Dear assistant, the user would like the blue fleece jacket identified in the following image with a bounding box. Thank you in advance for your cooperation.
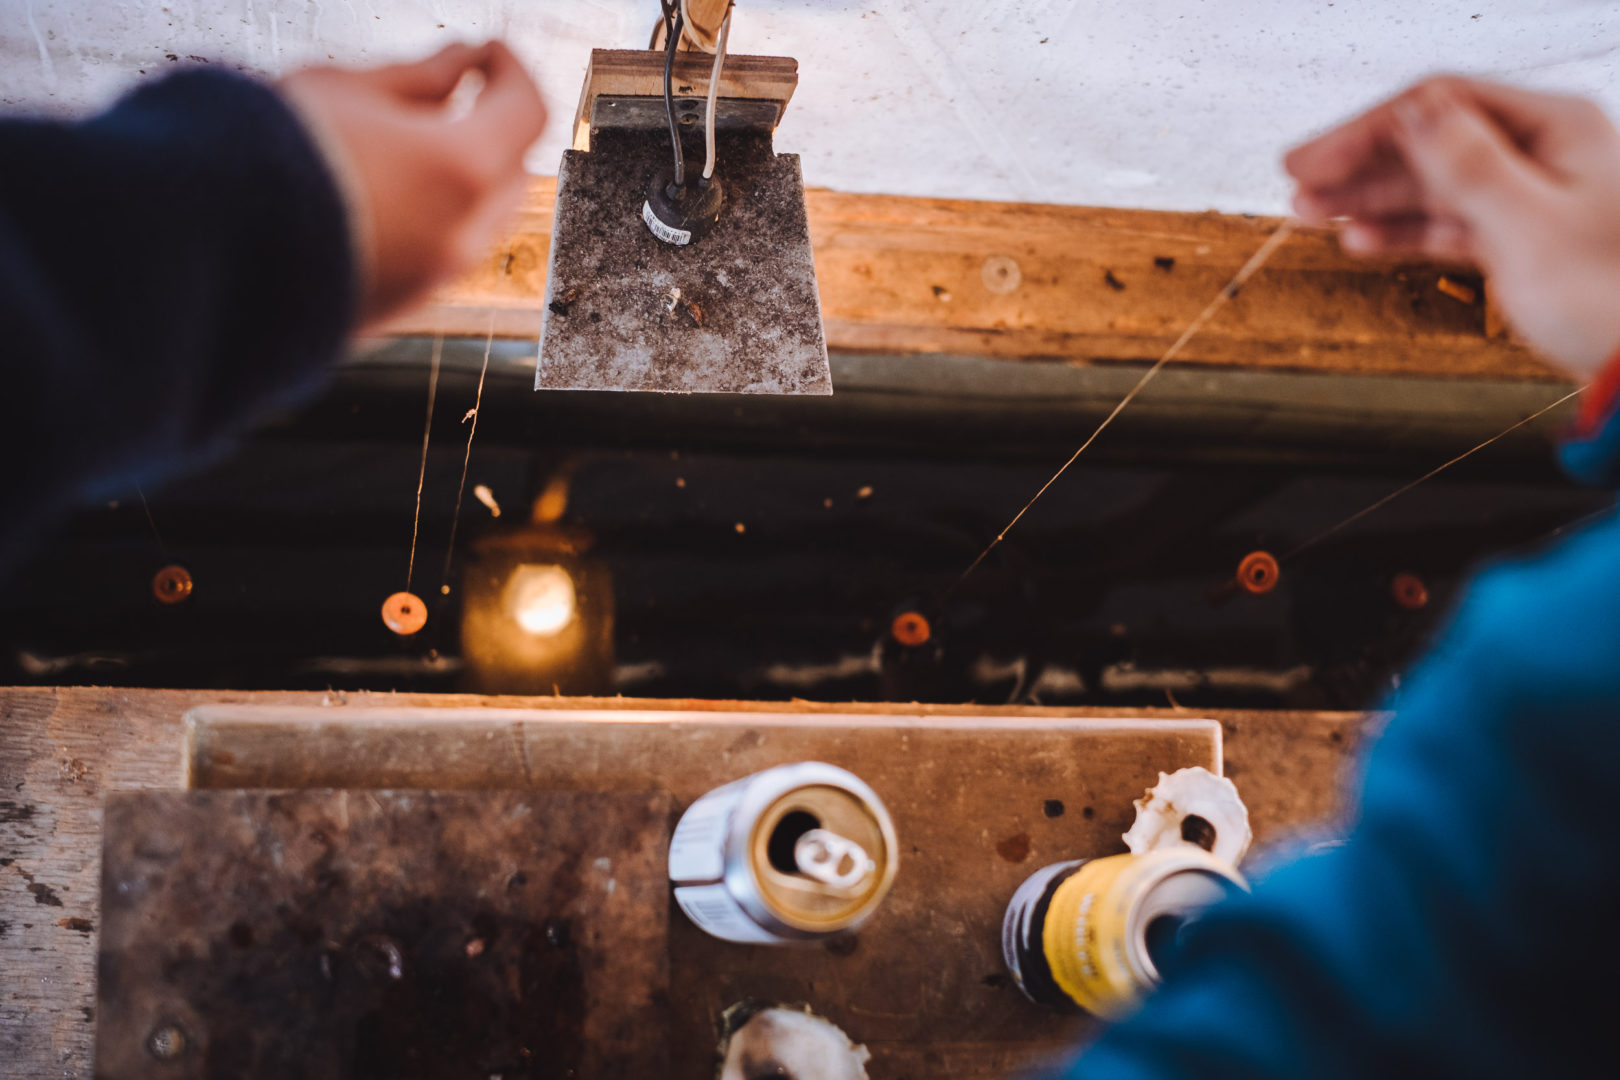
[1061,411,1620,1076]
[0,68,354,575]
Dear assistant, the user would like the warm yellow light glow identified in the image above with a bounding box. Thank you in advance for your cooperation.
[505,563,583,637]
[505,564,577,636]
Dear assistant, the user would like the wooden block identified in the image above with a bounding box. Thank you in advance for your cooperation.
[95,790,671,1079]
[569,48,798,152]
[185,705,1221,1077]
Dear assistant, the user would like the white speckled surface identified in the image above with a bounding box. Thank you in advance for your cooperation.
[1,0,1616,213]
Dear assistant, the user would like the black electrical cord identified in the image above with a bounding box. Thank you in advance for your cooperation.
[664,11,686,188]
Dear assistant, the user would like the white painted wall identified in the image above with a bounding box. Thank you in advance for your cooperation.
[2,1,1616,214]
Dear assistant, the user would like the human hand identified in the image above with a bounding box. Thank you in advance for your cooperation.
[279,41,547,331]
[1286,77,1620,378]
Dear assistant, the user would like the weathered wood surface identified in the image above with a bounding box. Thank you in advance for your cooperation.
[182,705,1221,1077]
[382,179,1556,380]
[96,790,671,1079]
[1,687,1372,1078]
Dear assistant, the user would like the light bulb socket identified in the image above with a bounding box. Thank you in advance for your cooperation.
[643,168,724,246]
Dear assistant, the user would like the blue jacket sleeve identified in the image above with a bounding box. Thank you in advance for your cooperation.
[1058,512,1620,1078]
[0,67,355,572]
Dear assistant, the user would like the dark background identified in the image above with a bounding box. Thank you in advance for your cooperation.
[2,338,1605,711]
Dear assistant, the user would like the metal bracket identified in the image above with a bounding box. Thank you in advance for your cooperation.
[591,95,783,137]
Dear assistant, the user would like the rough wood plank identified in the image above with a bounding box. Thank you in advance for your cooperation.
[380,179,1557,381]
[182,705,1222,1076]
[96,790,670,1079]
[1,687,1371,1079]
[183,706,1214,790]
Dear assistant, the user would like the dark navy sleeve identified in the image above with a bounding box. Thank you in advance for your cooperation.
[1055,512,1620,1078]
[0,67,355,570]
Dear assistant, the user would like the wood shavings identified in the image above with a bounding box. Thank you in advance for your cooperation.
[549,285,582,316]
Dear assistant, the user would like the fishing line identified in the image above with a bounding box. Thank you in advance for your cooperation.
[136,483,194,604]
[949,219,1299,595]
[1532,500,1615,546]
[405,331,443,595]
[1277,385,1585,564]
[438,313,496,597]
[134,484,167,559]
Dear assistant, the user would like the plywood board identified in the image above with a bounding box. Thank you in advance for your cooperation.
[184,704,1221,1076]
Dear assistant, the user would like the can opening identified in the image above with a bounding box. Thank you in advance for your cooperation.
[1180,814,1217,852]
[766,810,821,873]
[1143,913,1188,972]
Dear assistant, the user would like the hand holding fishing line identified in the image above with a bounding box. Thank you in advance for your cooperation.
[280,41,548,331]
[1289,76,1620,378]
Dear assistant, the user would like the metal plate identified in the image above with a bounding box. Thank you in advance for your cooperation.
[591,95,783,134]
[537,129,832,395]
[94,790,671,1079]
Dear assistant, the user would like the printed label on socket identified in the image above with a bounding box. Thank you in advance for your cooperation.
[643,201,693,246]
[674,883,784,944]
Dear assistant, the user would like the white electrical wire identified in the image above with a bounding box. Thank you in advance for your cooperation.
[702,11,731,180]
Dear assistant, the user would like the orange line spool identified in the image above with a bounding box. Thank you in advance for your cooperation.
[381,591,428,636]
[890,611,932,647]
[1235,551,1280,596]
[1391,572,1429,611]
[151,565,193,605]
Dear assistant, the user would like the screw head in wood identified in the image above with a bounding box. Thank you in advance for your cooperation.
[147,1023,187,1060]
[1236,551,1279,595]
[1391,572,1429,610]
[381,591,428,636]
[981,255,1022,295]
[151,565,193,605]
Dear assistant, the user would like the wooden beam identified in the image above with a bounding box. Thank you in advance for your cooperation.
[381,179,1560,381]
[679,0,734,51]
